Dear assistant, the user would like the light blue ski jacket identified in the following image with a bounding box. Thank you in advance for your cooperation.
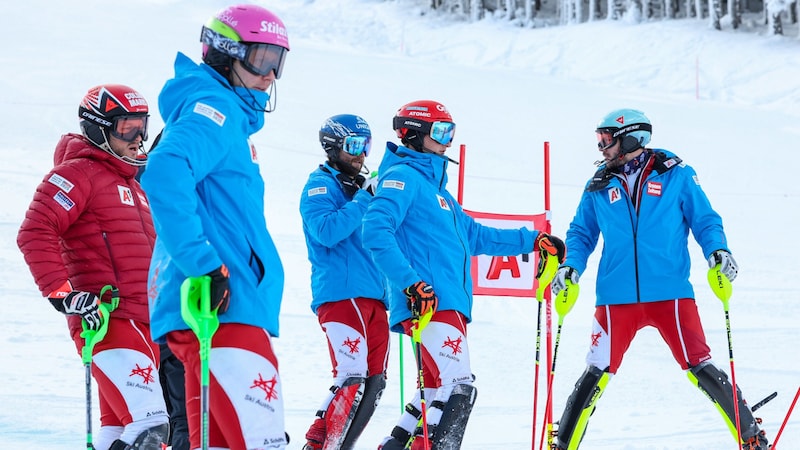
[142,52,284,343]
[562,149,729,306]
[363,142,539,332]
[299,162,389,314]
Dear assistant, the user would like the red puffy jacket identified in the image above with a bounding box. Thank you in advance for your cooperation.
[17,133,156,334]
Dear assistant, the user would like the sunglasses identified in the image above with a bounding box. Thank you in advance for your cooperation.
[429,121,456,145]
[111,115,149,142]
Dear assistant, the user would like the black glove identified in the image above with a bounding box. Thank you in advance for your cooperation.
[534,232,567,265]
[48,283,103,331]
[206,265,231,313]
[336,173,362,197]
[404,281,438,318]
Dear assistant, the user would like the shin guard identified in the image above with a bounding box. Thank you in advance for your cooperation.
[340,374,386,450]
[555,366,610,450]
[430,384,478,450]
[323,377,366,449]
[688,361,761,442]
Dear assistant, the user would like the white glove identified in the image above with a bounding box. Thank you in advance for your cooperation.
[552,266,579,297]
[361,172,379,195]
[708,250,738,282]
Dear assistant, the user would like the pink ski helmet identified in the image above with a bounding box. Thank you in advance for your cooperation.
[201,4,290,78]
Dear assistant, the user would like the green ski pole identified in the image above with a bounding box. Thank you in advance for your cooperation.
[181,276,220,450]
[80,285,119,450]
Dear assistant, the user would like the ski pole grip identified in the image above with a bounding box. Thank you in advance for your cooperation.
[535,254,558,303]
[180,276,220,360]
[707,263,732,304]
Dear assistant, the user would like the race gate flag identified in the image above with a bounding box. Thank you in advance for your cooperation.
[464,209,548,298]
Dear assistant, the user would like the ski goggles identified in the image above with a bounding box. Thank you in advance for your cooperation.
[428,121,456,145]
[111,114,149,142]
[596,130,616,150]
[342,135,371,157]
[201,27,288,79]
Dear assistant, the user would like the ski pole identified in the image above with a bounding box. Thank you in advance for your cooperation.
[181,276,220,450]
[410,309,433,450]
[771,386,800,449]
[539,275,579,450]
[532,254,558,450]
[80,286,119,450]
[707,264,741,447]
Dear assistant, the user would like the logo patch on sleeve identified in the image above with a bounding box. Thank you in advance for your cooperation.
[54,191,74,211]
[193,102,226,126]
[48,173,74,192]
[646,181,662,196]
[608,186,622,204]
[382,180,405,190]
[692,175,700,185]
[436,194,451,210]
[308,187,327,196]
[118,186,135,206]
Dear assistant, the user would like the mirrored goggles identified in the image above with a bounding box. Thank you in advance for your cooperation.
[342,135,371,157]
[429,121,456,145]
[111,115,149,142]
[596,130,615,150]
[201,27,287,79]
[242,43,288,79]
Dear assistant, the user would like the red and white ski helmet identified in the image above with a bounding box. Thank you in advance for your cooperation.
[78,84,149,165]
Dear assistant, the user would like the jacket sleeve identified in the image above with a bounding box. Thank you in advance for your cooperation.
[300,173,369,248]
[141,97,232,277]
[456,200,537,256]
[17,164,92,296]
[679,165,729,257]
[362,167,420,290]
[562,185,601,275]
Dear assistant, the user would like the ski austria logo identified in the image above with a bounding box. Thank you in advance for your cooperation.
[54,191,74,211]
[382,180,405,190]
[607,187,622,204]
[437,194,450,210]
[193,102,226,126]
[249,141,258,163]
[48,173,74,192]
[118,186,135,206]
[308,186,327,197]
[646,181,662,196]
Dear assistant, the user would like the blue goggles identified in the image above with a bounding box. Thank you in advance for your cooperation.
[429,121,456,145]
[342,135,371,157]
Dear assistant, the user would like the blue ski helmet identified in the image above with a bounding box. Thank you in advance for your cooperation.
[319,114,372,160]
[595,108,652,154]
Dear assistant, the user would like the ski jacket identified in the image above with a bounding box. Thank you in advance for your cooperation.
[362,142,538,332]
[17,133,155,335]
[142,52,284,343]
[299,162,389,314]
[562,149,729,306]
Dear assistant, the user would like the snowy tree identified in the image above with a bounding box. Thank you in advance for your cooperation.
[766,0,789,34]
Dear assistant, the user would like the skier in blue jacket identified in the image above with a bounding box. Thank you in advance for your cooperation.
[141,4,290,449]
[551,108,768,450]
[363,100,565,449]
[299,114,390,450]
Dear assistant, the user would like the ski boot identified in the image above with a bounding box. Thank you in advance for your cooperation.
[303,417,326,450]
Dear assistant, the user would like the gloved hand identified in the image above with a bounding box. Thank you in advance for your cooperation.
[336,173,361,197]
[552,266,579,297]
[361,172,379,195]
[48,281,103,330]
[707,250,738,282]
[206,265,231,313]
[404,281,438,318]
[534,232,567,264]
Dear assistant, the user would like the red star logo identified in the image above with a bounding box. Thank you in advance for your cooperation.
[591,332,602,347]
[130,363,156,384]
[251,373,279,401]
[342,337,361,354]
[442,336,463,355]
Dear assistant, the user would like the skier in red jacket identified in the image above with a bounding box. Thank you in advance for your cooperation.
[17,84,169,450]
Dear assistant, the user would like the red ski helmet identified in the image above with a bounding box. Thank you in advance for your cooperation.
[78,84,149,166]
[392,100,455,150]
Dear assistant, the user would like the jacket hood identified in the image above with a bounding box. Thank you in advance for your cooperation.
[53,133,138,178]
[159,52,268,134]
[379,142,449,187]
